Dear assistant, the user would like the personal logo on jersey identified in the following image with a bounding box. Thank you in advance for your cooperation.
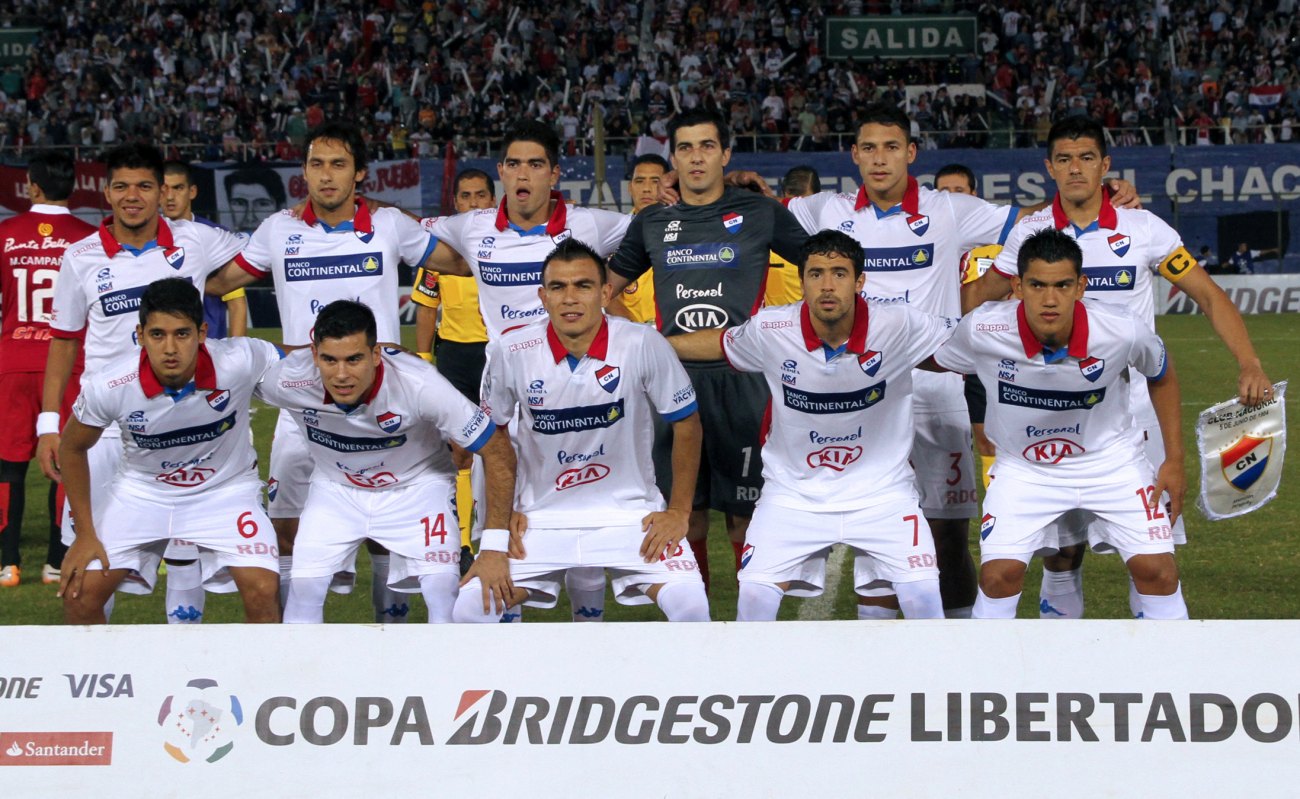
[595,365,621,393]
[907,214,930,236]
[377,412,402,433]
[1108,233,1131,257]
[1079,357,1104,383]
[206,389,231,412]
[164,247,185,270]
[858,350,883,377]
[38,222,53,237]
[980,513,996,540]
[722,212,743,234]
[740,544,754,569]
[1220,434,1272,491]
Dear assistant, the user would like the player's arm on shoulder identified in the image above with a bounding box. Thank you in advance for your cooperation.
[607,213,651,294]
[668,329,727,362]
[1143,345,1185,524]
[902,306,958,367]
[925,312,979,374]
[419,238,472,278]
[962,267,1013,314]
[769,198,809,264]
[56,415,108,598]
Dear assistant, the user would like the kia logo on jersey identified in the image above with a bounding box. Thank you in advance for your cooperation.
[595,365,621,393]
[722,212,743,234]
[858,350,882,377]
[1108,233,1131,256]
[555,463,611,490]
[907,214,930,236]
[164,247,185,270]
[1079,356,1104,383]
[377,412,402,433]
[206,389,231,411]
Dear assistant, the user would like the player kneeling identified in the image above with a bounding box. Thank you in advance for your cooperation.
[59,279,280,623]
[455,239,709,623]
[670,231,953,620]
[256,300,516,623]
[932,229,1188,619]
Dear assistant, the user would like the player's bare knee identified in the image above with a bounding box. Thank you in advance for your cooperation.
[1126,554,1179,595]
[978,560,1027,599]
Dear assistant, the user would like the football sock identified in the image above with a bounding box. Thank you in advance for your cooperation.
[972,589,1020,619]
[46,482,66,567]
[736,581,783,621]
[655,581,710,622]
[945,605,973,619]
[102,593,115,623]
[283,575,331,623]
[1040,567,1084,619]
[419,572,460,623]
[1137,583,1188,620]
[1128,577,1143,618]
[164,560,205,624]
[566,566,606,622]
[896,579,944,619]
[370,554,409,623]
[0,460,27,567]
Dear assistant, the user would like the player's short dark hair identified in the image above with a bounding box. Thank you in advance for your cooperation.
[542,238,607,284]
[668,108,730,150]
[782,165,821,197]
[799,229,865,278]
[26,150,76,201]
[103,142,165,184]
[223,166,287,207]
[857,103,913,143]
[935,164,976,192]
[1047,116,1108,158]
[139,278,203,330]
[454,168,495,198]
[631,153,670,173]
[305,120,370,175]
[163,160,194,184]
[1017,229,1084,277]
[312,300,378,348]
[500,120,561,168]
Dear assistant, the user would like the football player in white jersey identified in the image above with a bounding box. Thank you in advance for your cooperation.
[58,279,280,623]
[455,239,710,623]
[933,229,1189,620]
[964,116,1272,618]
[668,230,953,620]
[38,143,246,624]
[256,300,517,623]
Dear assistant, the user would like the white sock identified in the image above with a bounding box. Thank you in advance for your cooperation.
[736,581,783,621]
[102,593,115,623]
[857,603,899,620]
[566,567,606,622]
[945,605,973,619]
[1039,568,1084,619]
[654,581,710,622]
[164,561,205,624]
[283,575,332,623]
[452,578,504,623]
[1128,577,1143,619]
[1137,583,1189,620]
[419,573,459,623]
[278,556,292,608]
[370,554,409,623]
[895,579,944,619]
[972,588,1020,619]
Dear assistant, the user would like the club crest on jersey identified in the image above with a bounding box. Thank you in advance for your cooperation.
[1079,356,1104,383]
[377,412,403,433]
[907,214,930,236]
[206,389,231,411]
[266,478,279,501]
[858,350,883,377]
[1220,434,1272,491]
[980,513,996,540]
[355,229,375,244]
[722,212,743,234]
[164,247,185,270]
[740,543,754,569]
[1108,233,1131,257]
[552,229,572,245]
[595,365,621,393]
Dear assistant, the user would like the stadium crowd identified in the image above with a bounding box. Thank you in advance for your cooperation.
[0,0,1297,160]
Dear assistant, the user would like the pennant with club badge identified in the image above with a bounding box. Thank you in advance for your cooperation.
[1195,381,1287,520]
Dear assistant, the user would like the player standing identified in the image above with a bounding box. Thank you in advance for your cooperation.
[0,152,95,588]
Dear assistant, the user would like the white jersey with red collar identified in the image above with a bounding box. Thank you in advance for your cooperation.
[235,199,434,346]
[50,217,244,376]
[721,297,953,511]
[255,348,495,490]
[933,299,1168,481]
[482,316,698,527]
[992,191,1190,332]
[71,337,280,498]
[427,192,630,337]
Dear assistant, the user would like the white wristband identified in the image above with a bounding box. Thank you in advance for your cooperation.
[36,412,61,437]
[479,528,510,553]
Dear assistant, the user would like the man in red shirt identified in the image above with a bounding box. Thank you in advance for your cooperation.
[0,152,95,587]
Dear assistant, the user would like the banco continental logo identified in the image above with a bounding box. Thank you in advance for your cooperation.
[157,678,243,763]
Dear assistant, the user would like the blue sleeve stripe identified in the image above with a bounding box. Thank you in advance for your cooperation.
[997,207,1018,245]
[660,401,699,422]
[463,418,497,453]
[418,234,439,266]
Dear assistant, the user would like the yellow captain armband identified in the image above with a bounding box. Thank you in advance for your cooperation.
[1158,246,1197,282]
[417,352,433,363]
[220,288,247,302]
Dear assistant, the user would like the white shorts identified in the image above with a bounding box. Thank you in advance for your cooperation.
[268,410,313,518]
[911,408,977,519]
[85,476,279,595]
[61,430,124,546]
[292,478,461,592]
[738,494,940,597]
[508,524,704,608]
[979,464,1176,564]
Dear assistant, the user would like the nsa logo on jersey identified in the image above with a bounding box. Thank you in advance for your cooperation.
[907,214,930,236]
[980,513,996,540]
[722,212,743,234]
[595,365,621,393]
[1079,357,1104,383]
[164,247,185,270]
[1108,233,1131,257]
[377,412,403,433]
[858,350,883,377]
[1221,434,1272,491]
[206,389,231,411]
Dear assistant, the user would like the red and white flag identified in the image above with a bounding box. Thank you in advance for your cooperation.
[1248,85,1285,107]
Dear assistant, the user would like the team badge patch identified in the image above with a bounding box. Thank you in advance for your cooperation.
[206,389,231,411]
[907,214,930,236]
[740,543,754,569]
[595,365,621,393]
[377,412,403,433]
[1079,356,1104,383]
[164,247,186,270]
[722,212,743,234]
[355,229,375,244]
[1220,434,1272,491]
[858,350,883,377]
[980,513,996,540]
[1108,233,1131,257]
[266,478,279,502]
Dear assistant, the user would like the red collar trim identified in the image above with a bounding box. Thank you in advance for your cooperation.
[139,344,217,398]
[546,316,610,363]
[1016,302,1090,359]
[495,191,569,235]
[853,176,919,214]
[302,196,373,233]
[1050,187,1116,231]
[99,216,174,258]
[323,359,385,405]
[799,296,870,353]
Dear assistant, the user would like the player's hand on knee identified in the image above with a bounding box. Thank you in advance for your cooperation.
[1105,178,1142,209]
[462,551,515,614]
[58,536,109,600]
[1152,463,1185,526]
[36,434,61,482]
[1238,366,1273,407]
[640,509,688,563]
[508,512,528,559]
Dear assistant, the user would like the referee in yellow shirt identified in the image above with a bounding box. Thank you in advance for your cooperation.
[619,154,670,324]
